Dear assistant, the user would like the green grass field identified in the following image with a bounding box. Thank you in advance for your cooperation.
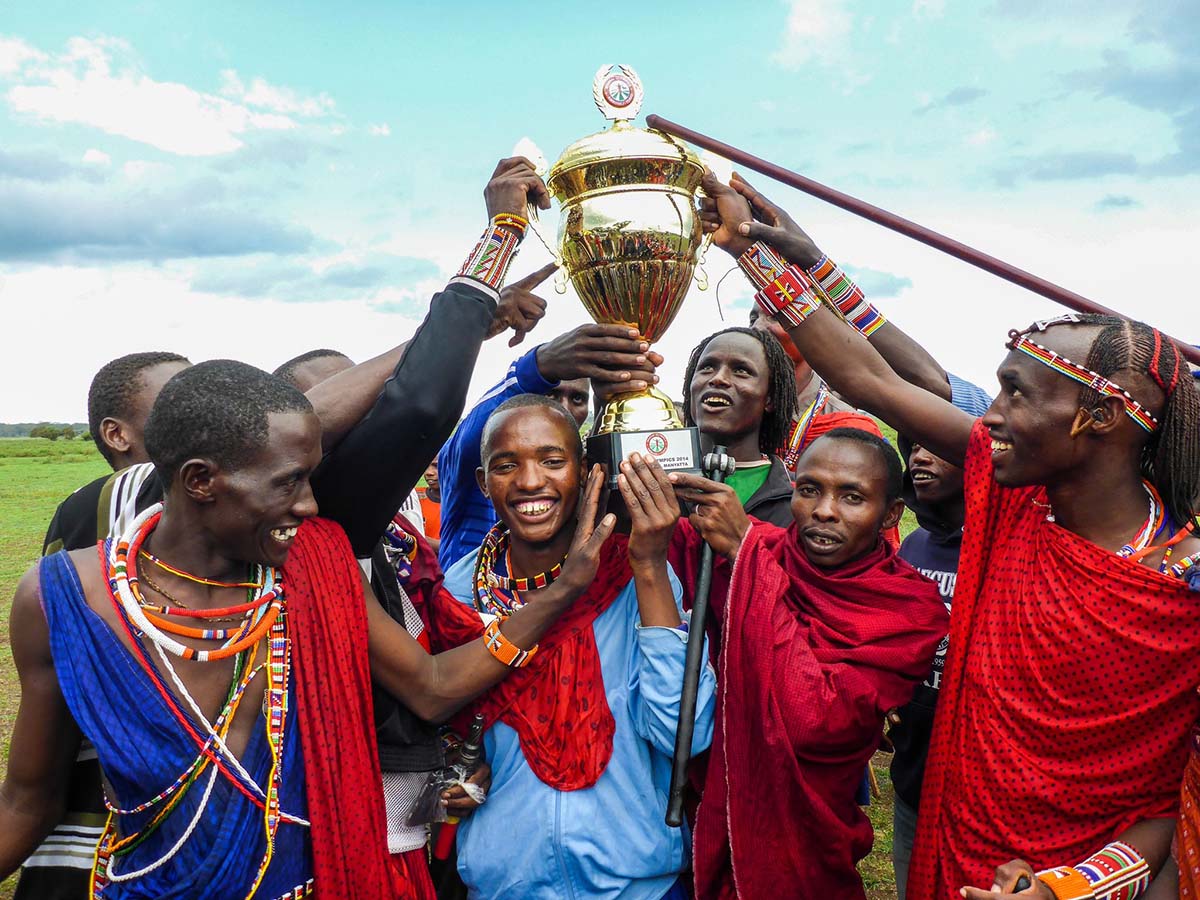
[0,436,904,899]
[0,438,110,899]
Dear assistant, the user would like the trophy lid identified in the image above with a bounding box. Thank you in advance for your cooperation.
[547,65,702,197]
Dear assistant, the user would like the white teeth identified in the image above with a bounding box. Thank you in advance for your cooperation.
[702,396,731,407]
[913,473,934,482]
[990,439,1013,452]
[516,502,552,516]
[270,526,298,542]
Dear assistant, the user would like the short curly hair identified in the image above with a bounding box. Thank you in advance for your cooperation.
[144,360,313,478]
[87,351,191,465]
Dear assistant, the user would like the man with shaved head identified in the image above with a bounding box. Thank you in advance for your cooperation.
[701,172,1200,900]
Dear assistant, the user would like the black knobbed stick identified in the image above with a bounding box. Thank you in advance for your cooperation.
[666,446,736,827]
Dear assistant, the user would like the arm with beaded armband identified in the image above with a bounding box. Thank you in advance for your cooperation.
[738,241,953,401]
[450,217,524,297]
[820,254,956,401]
[735,243,821,328]
[1035,839,1154,900]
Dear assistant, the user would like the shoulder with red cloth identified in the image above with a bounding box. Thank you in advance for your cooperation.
[670,428,947,899]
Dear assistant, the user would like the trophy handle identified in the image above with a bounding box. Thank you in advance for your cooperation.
[693,232,714,292]
[524,201,564,271]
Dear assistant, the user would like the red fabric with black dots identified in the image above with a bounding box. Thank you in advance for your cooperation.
[424,535,632,791]
[287,517,407,899]
[909,420,1200,899]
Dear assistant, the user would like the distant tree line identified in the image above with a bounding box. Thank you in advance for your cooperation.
[0,422,90,440]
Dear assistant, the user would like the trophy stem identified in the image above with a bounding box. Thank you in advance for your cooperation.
[592,385,683,437]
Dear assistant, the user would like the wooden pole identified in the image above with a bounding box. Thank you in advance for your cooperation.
[646,114,1200,366]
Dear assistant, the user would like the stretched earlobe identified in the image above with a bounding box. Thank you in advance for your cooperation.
[1068,408,1097,439]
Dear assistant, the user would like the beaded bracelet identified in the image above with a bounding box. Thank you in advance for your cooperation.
[457,224,521,293]
[807,255,887,337]
[738,242,790,290]
[1036,841,1151,900]
[491,212,529,238]
[483,618,538,668]
[754,265,822,329]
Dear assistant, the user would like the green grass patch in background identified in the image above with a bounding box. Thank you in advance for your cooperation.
[0,438,109,899]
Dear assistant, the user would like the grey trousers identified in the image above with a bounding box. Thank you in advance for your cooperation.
[892,794,919,900]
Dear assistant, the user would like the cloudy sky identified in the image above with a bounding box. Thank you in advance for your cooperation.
[1,0,1196,421]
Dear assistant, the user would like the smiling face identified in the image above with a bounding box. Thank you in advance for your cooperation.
[477,406,584,547]
[908,442,964,507]
[688,332,773,446]
[791,437,904,568]
[983,327,1104,488]
[203,410,323,567]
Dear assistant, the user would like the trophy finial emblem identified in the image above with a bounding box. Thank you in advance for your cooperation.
[593,64,643,121]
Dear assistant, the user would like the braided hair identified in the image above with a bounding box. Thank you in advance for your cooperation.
[1041,314,1200,525]
[682,326,799,458]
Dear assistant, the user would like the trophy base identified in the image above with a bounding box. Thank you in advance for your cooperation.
[587,426,702,490]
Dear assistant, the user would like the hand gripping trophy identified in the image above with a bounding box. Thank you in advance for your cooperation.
[544,64,707,485]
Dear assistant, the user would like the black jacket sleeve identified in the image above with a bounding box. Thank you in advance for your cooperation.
[310,280,497,556]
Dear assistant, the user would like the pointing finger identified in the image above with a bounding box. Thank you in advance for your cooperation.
[518,261,559,288]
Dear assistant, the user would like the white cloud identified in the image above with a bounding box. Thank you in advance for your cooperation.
[82,148,110,166]
[771,0,852,69]
[368,123,391,137]
[913,0,946,18]
[966,126,997,146]
[4,36,301,156]
[511,137,548,176]
[0,36,44,75]
[221,68,336,117]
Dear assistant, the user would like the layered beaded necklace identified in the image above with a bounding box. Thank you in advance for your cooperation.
[94,502,305,899]
[1037,480,1178,571]
[1116,481,1167,559]
[783,382,830,470]
[472,522,565,617]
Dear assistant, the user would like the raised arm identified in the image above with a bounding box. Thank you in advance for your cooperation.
[700,171,974,467]
[0,566,84,880]
[366,465,616,722]
[311,158,555,555]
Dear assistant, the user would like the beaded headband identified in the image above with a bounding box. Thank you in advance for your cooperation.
[1006,319,1159,433]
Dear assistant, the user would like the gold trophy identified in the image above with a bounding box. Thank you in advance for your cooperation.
[545,64,705,483]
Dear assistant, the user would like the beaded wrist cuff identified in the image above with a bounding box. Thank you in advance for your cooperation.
[457,224,521,292]
[738,242,790,290]
[491,213,529,239]
[807,255,887,337]
[754,265,821,329]
[483,618,538,668]
[1037,867,1097,900]
[1037,841,1152,900]
[1076,841,1151,900]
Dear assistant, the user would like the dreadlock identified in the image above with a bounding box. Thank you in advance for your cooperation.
[1039,313,1200,525]
[682,326,799,457]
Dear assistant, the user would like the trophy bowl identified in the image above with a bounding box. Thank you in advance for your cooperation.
[545,65,705,481]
